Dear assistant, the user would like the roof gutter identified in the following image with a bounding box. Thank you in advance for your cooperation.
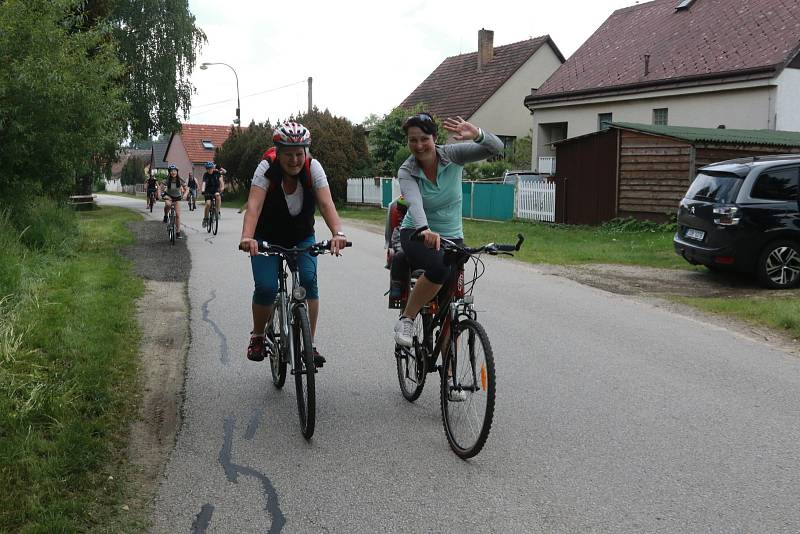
[525,65,778,109]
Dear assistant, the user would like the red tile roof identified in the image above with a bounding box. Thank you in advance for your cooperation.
[529,0,800,103]
[169,123,237,163]
[401,36,561,119]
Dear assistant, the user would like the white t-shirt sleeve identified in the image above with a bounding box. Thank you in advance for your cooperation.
[310,159,329,190]
[251,159,270,190]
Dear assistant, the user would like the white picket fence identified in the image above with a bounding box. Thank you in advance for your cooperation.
[516,180,556,222]
[346,177,388,205]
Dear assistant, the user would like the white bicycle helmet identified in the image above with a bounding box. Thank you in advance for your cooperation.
[272,121,311,147]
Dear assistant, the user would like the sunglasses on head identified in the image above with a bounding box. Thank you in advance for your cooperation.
[406,113,434,123]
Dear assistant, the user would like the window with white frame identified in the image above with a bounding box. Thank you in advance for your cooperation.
[653,108,668,126]
[202,139,214,149]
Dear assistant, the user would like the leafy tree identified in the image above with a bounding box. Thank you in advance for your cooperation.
[368,104,447,176]
[120,156,146,186]
[214,121,273,191]
[81,0,206,138]
[510,133,532,169]
[0,0,128,198]
[216,109,370,204]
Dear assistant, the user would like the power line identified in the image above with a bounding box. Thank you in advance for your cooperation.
[192,79,307,110]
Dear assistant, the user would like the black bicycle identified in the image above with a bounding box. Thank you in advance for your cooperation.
[394,234,524,459]
[206,193,219,235]
[147,190,156,212]
[188,189,197,211]
[165,197,178,245]
[251,239,351,439]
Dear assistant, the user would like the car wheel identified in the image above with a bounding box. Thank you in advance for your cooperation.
[756,240,800,289]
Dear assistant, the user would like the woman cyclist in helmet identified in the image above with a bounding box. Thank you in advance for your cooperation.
[392,113,503,347]
[239,122,348,367]
[162,163,187,238]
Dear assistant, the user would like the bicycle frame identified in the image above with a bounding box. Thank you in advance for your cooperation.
[272,254,307,369]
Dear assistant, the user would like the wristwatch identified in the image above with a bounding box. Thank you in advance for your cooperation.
[335,231,346,237]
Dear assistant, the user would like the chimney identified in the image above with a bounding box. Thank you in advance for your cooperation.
[477,29,494,72]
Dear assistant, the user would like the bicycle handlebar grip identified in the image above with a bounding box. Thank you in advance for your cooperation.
[495,244,517,252]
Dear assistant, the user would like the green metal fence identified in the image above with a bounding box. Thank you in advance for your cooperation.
[462,182,515,221]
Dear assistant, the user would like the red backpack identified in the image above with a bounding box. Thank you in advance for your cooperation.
[261,147,313,195]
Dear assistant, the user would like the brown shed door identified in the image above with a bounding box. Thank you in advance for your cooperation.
[554,130,618,225]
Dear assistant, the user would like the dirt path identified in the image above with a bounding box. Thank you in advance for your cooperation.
[120,221,190,527]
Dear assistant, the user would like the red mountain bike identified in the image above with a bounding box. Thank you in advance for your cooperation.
[395,234,524,458]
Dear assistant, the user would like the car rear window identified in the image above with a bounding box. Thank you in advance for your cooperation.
[686,172,743,203]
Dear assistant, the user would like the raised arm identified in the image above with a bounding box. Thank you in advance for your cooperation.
[440,117,503,166]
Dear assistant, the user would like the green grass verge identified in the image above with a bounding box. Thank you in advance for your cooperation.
[673,295,800,339]
[337,206,690,269]
[1,206,146,532]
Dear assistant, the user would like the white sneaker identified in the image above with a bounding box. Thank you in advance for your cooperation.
[393,316,414,347]
[447,379,467,402]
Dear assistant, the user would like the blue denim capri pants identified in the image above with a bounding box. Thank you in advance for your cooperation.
[250,234,319,306]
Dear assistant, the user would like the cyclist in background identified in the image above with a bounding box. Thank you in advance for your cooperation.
[187,172,199,210]
[145,172,158,209]
[392,113,502,347]
[238,122,348,367]
[161,163,187,239]
[201,161,225,228]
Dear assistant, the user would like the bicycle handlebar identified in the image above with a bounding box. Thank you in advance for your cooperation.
[413,232,524,256]
[246,240,353,255]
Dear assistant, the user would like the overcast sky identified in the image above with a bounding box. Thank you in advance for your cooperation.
[187,0,640,127]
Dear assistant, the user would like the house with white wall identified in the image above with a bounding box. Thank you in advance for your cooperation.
[401,29,564,158]
[164,124,237,180]
[524,0,800,174]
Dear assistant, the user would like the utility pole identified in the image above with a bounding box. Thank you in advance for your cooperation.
[308,77,313,113]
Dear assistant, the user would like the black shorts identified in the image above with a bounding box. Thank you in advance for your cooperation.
[164,195,181,202]
[400,228,464,285]
[204,190,219,199]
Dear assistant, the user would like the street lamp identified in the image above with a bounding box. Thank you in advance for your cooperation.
[200,62,240,127]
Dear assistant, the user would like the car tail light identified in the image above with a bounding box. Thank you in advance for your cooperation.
[714,256,735,265]
[713,206,740,226]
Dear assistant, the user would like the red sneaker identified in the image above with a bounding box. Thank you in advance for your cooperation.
[247,336,265,362]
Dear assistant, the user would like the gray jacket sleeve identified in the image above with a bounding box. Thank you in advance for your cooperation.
[441,130,504,166]
[397,166,428,230]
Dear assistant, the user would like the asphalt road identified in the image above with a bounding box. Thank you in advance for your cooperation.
[98,194,800,533]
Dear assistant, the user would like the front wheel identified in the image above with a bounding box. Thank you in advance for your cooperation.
[757,240,800,289]
[206,205,212,234]
[212,206,219,235]
[292,306,315,439]
[269,304,287,389]
[396,313,428,402]
[440,319,495,459]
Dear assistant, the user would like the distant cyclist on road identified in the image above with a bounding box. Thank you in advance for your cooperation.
[238,122,348,367]
[161,164,187,239]
[201,161,225,228]
[187,172,199,209]
[145,173,158,209]
[392,113,502,347]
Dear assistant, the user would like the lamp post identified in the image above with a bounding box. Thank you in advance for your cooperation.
[200,62,240,127]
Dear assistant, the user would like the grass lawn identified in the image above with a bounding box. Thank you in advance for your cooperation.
[1,206,146,532]
[673,295,800,339]
[337,206,689,269]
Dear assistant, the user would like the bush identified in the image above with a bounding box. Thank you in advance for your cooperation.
[0,211,26,298]
[463,160,511,181]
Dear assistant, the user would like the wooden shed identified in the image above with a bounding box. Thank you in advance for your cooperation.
[552,123,800,224]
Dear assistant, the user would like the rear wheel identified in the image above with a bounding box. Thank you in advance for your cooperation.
[292,306,315,439]
[757,240,800,289]
[440,319,495,459]
[396,313,428,402]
